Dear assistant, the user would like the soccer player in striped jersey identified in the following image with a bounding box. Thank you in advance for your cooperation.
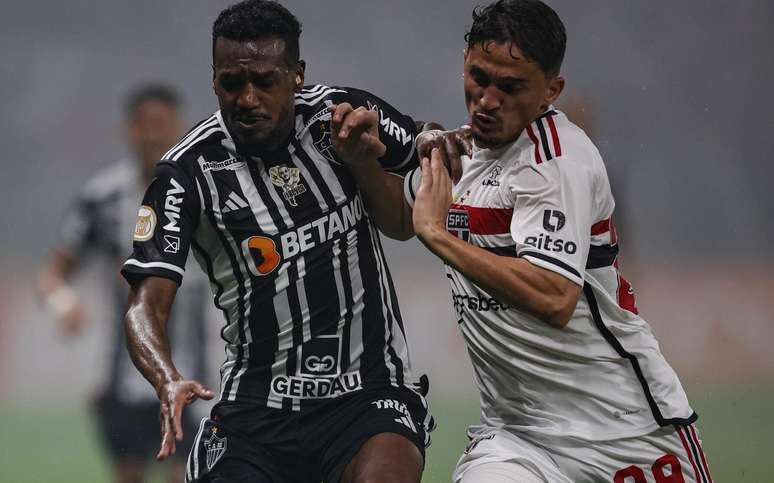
[118,2,464,482]
[38,84,211,483]
[354,1,714,482]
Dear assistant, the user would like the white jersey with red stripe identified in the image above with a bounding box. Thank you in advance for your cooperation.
[406,109,696,440]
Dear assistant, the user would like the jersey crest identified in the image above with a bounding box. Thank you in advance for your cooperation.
[269,165,307,206]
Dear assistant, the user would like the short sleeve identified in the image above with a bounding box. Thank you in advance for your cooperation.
[58,194,97,254]
[331,87,419,175]
[510,161,594,286]
[121,161,200,286]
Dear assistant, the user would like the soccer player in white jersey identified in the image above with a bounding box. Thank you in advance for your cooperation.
[351,0,714,481]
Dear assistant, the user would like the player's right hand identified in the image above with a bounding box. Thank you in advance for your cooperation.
[415,126,472,183]
[156,379,214,461]
[57,298,87,337]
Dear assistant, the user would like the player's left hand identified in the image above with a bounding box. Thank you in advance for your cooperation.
[413,147,453,242]
[156,379,214,461]
[330,103,386,165]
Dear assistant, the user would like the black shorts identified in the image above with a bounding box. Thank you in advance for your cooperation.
[93,392,198,462]
[185,386,434,483]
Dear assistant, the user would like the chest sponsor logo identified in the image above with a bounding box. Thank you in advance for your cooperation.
[270,372,362,399]
[269,165,307,207]
[201,156,245,172]
[133,205,156,242]
[453,293,509,316]
[163,178,185,233]
[482,165,502,186]
[542,209,566,232]
[298,335,341,378]
[241,196,365,277]
[447,209,470,242]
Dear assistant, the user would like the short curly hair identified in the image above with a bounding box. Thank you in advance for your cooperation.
[465,0,566,77]
[212,0,302,66]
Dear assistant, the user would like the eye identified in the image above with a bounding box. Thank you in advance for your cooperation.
[219,75,242,92]
[469,67,490,88]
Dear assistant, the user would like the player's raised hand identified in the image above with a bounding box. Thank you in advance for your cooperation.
[415,126,472,183]
[156,379,214,461]
[413,148,453,242]
[330,103,386,165]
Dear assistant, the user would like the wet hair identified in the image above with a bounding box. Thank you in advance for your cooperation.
[465,0,566,77]
[212,0,302,66]
[124,83,182,118]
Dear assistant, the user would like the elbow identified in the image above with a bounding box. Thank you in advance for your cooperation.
[541,294,579,329]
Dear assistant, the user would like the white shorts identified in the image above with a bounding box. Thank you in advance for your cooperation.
[454,424,713,483]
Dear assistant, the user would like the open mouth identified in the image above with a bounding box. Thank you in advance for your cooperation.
[234,115,271,129]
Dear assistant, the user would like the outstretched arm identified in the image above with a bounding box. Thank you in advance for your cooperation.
[412,149,581,328]
[124,276,214,460]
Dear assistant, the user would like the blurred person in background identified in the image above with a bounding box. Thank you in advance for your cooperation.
[37,83,210,483]
[351,0,714,482]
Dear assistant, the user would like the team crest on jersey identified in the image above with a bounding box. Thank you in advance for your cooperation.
[133,205,156,242]
[204,429,227,471]
[309,118,338,164]
[447,209,470,242]
[269,165,307,206]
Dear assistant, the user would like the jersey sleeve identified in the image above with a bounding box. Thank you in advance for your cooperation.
[58,193,98,254]
[121,161,200,286]
[510,161,594,287]
[331,87,419,175]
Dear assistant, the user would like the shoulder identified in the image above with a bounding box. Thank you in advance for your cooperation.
[81,158,137,201]
[160,112,227,165]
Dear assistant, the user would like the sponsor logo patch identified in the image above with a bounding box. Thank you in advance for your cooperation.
[201,156,244,172]
[269,165,307,207]
[524,233,577,255]
[299,335,341,377]
[133,205,156,241]
[270,372,362,399]
[241,235,282,277]
[371,399,417,433]
[482,165,502,187]
[163,234,180,254]
[542,209,566,232]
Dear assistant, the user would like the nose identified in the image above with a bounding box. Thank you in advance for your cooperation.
[236,82,260,110]
[479,86,501,112]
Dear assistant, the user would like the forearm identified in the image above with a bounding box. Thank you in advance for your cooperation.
[418,226,578,327]
[348,158,414,240]
[124,287,181,394]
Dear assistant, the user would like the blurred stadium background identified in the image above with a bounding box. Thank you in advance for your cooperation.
[1,1,772,481]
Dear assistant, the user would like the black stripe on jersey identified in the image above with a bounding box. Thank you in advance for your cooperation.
[583,283,698,427]
[519,250,581,279]
[535,118,553,161]
[164,116,219,161]
[192,170,250,401]
[355,220,392,389]
[191,239,230,341]
[335,236,356,371]
[372,224,406,386]
[586,244,619,269]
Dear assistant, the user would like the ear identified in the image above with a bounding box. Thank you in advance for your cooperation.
[542,76,565,111]
[295,60,306,92]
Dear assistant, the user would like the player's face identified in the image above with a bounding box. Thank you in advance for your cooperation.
[213,37,304,152]
[464,42,564,149]
[127,100,182,172]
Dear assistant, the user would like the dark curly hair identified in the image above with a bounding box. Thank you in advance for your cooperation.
[212,0,302,66]
[465,0,566,77]
[124,83,182,118]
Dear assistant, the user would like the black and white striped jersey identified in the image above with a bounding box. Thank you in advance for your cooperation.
[59,159,210,404]
[122,85,421,411]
